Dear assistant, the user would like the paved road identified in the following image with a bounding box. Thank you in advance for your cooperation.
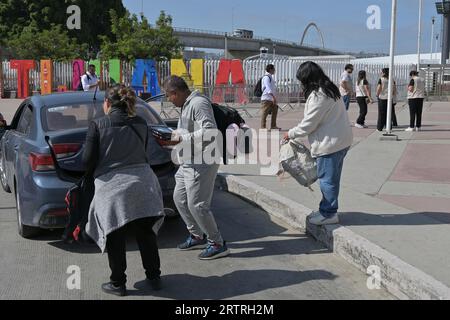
[0,184,392,300]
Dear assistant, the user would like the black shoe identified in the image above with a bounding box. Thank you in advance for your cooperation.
[101,282,126,297]
[147,277,162,291]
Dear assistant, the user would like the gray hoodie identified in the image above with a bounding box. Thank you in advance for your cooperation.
[176,90,220,165]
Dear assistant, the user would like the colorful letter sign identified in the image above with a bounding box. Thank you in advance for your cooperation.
[72,59,85,91]
[40,60,53,95]
[131,59,160,97]
[108,59,122,85]
[212,59,247,104]
[10,60,35,98]
[171,59,204,91]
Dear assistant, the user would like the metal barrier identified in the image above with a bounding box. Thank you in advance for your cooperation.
[1,58,417,103]
[420,64,450,101]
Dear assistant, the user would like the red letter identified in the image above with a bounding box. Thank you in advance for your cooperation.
[10,60,36,98]
[212,59,247,105]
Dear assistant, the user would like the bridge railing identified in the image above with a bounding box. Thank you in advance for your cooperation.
[174,27,335,51]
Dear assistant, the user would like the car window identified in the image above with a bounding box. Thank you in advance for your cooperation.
[16,105,33,135]
[43,104,103,132]
[43,103,162,132]
[10,102,28,130]
[136,103,163,125]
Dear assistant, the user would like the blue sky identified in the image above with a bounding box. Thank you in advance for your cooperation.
[123,0,444,54]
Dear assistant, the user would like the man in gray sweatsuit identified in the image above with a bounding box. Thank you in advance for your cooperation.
[161,76,229,260]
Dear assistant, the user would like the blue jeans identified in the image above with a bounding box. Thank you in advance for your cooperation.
[342,95,350,111]
[316,148,349,218]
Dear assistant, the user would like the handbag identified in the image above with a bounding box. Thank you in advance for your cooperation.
[277,138,318,190]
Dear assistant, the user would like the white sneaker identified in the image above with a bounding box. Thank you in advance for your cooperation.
[405,127,414,132]
[415,127,421,132]
[308,213,339,226]
[308,211,321,219]
[355,123,364,129]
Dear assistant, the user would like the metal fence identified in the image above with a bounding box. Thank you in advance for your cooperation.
[2,58,416,102]
[420,64,450,100]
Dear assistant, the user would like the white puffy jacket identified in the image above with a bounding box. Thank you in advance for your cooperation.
[288,89,353,157]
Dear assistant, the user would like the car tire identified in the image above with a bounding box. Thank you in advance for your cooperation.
[0,152,11,193]
[14,181,40,239]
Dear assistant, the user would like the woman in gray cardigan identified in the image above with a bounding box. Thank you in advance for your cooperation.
[284,61,353,226]
[83,85,165,296]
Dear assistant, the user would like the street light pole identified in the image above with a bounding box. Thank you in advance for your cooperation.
[417,0,423,70]
[386,0,397,135]
[224,32,228,59]
[431,16,436,60]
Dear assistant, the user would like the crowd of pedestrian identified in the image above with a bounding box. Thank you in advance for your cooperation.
[78,61,425,297]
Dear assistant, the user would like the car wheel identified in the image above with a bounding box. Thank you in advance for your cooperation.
[0,152,11,193]
[14,181,40,239]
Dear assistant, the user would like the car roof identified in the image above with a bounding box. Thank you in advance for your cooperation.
[29,91,107,109]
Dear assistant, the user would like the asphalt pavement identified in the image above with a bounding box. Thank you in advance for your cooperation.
[0,185,392,300]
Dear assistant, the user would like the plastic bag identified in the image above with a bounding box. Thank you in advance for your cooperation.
[277,139,318,190]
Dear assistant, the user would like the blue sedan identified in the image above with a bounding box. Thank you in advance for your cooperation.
[0,91,177,238]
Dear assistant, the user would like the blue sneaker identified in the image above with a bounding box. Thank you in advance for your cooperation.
[177,234,207,251]
[198,241,230,260]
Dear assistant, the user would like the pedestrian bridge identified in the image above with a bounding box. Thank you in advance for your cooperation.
[173,27,341,59]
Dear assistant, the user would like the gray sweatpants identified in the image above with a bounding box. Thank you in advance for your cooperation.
[173,164,223,245]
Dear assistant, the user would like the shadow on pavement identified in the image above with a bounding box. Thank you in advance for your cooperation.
[129,269,337,299]
[340,211,450,226]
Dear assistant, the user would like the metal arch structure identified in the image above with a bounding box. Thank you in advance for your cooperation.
[300,23,325,49]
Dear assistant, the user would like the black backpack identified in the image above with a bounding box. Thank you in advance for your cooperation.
[211,103,246,164]
[254,75,271,97]
[76,72,91,91]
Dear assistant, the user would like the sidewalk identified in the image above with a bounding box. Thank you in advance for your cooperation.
[218,101,450,299]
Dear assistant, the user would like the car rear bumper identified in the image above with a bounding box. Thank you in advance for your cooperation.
[20,164,178,229]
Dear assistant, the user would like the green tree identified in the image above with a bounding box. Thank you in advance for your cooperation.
[0,0,126,56]
[7,23,88,60]
[100,10,182,62]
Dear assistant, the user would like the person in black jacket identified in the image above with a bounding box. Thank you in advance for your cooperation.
[83,85,165,297]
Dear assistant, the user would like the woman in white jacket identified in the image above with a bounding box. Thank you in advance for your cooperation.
[284,61,353,225]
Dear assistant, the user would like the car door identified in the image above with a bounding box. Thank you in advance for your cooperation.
[5,103,33,189]
[3,102,27,184]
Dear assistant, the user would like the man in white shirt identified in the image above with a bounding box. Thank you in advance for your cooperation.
[260,64,280,130]
[81,65,100,92]
[339,64,354,111]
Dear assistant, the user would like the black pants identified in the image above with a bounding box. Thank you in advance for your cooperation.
[377,99,398,131]
[106,217,161,286]
[408,98,424,128]
[356,97,368,125]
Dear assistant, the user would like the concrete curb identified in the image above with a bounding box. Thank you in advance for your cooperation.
[217,173,450,300]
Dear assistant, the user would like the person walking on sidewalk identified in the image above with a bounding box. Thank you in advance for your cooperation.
[355,70,374,128]
[339,64,354,111]
[260,64,280,130]
[83,85,165,297]
[162,76,230,260]
[405,70,425,132]
[376,68,398,131]
[284,61,353,226]
[81,64,100,92]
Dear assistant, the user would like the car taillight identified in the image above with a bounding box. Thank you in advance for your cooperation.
[154,137,174,150]
[29,153,55,172]
[53,143,81,159]
[47,208,68,217]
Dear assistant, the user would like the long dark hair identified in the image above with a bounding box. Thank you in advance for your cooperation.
[296,61,341,101]
[357,70,367,84]
[381,68,389,79]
